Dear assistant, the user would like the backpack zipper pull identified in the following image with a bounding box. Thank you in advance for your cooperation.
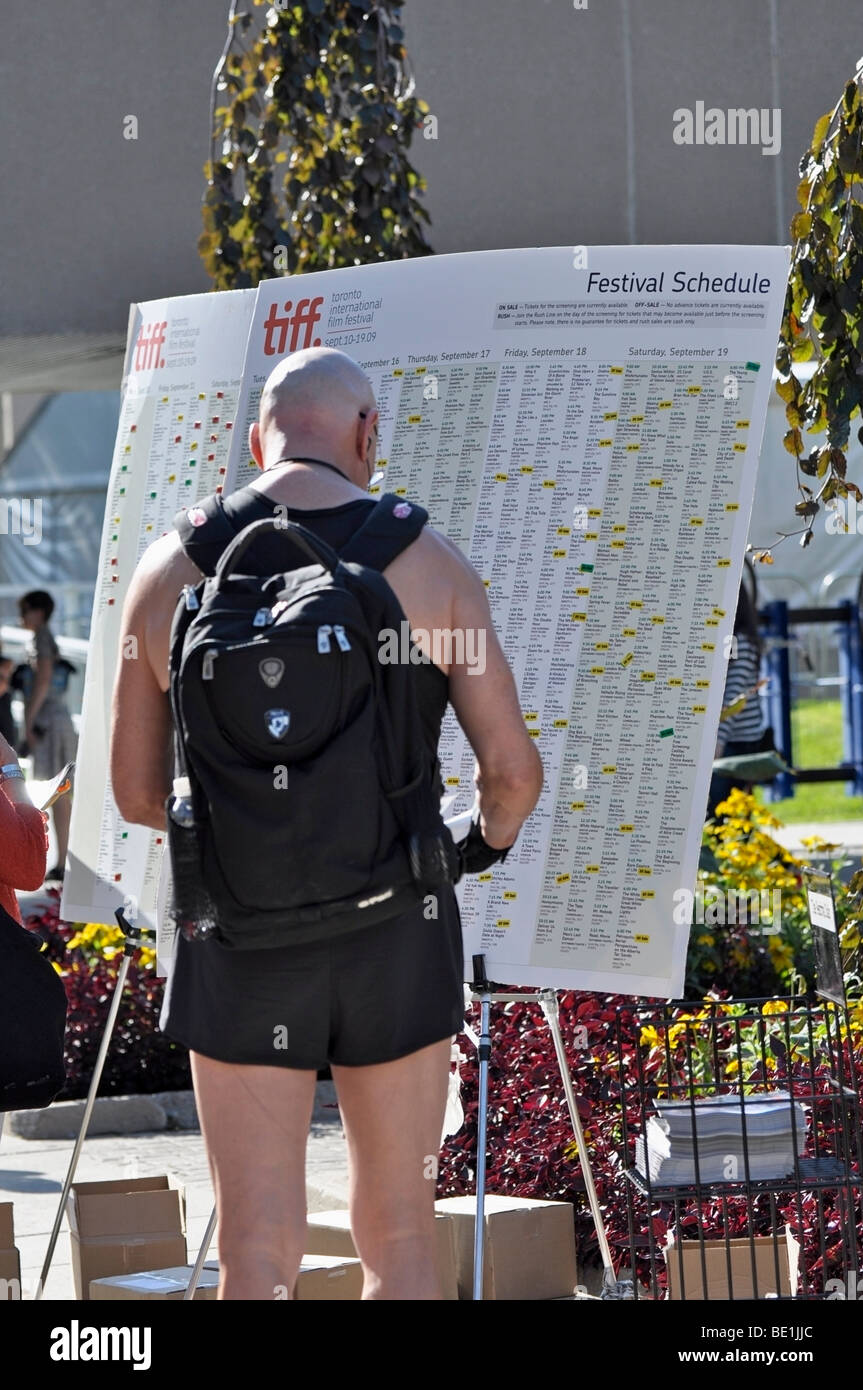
[202,650,217,681]
[183,586,200,611]
[317,624,333,654]
[333,624,351,652]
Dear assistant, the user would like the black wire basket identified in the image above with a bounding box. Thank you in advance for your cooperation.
[616,997,862,1300]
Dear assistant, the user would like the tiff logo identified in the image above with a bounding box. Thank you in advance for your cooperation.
[263,297,325,356]
[0,496,42,545]
[50,1321,151,1371]
[133,320,167,371]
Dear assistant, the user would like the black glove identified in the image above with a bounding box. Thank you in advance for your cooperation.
[456,810,514,880]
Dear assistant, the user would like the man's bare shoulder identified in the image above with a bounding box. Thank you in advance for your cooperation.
[409,525,481,584]
[384,523,484,607]
[128,531,202,607]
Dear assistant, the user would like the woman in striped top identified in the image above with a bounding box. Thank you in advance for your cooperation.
[707,585,766,818]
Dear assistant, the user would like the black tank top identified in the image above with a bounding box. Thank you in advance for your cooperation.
[217,486,450,766]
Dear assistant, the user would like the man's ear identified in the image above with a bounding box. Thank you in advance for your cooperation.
[355,413,368,466]
[358,409,379,467]
[249,420,264,470]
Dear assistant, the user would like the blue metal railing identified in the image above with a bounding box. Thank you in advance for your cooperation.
[760,598,863,800]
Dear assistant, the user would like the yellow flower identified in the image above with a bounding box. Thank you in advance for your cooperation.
[639,1025,662,1049]
[68,921,125,952]
[768,938,794,967]
[697,934,715,946]
[67,920,155,970]
[725,1057,740,1075]
[761,1000,789,1016]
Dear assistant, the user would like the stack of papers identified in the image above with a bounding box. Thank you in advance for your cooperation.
[635,1092,808,1186]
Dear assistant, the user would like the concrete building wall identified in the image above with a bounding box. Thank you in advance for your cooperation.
[0,0,860,387]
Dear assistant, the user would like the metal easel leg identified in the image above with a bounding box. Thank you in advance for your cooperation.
[471,954,492,1301]
[36,911,153,1300]
[184,1204,218,1300]
[539,988,632,1299]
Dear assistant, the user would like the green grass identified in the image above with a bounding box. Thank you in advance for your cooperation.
[760,698,863,823]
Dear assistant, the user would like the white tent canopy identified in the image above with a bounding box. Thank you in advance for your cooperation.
[0,391,119,641]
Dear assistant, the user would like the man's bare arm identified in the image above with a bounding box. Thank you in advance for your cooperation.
[110,535,200,831]
[439,536,543,848]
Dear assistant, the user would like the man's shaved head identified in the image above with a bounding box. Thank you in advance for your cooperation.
[251,347,379,487]
[260,347,375,435]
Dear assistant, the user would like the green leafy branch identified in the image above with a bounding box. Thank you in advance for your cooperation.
[756,61,863,560]
[200,0,433,289]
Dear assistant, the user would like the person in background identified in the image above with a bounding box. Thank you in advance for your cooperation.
[0,656,17,748]
[0,729,48,925]
[17,591,77,881]
[707,583,767,818]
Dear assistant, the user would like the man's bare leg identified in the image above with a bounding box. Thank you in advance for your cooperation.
[190,1053,316,1300]
[332,1037,451,1300]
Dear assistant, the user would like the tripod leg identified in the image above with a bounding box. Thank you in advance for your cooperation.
[539,990,629,1296]
[472,991,491,1301]
[184,1204,218,1300]
[36,951,134,1300]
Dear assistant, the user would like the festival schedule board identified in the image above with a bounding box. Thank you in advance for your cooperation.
[64,247,788,997]
[63,289,255,930]
[225,247,788,995]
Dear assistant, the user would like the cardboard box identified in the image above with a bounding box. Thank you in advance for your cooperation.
[67,1176,187,1300]
[90,1265,219,1301]
[434,1195,577,1300]
[665,1230,800,1300]
[0,1203,21,1300]
[294,1254,363,1301]
[305,1209,459,1299]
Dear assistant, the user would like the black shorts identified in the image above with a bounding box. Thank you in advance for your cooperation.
[160,888,466,1070]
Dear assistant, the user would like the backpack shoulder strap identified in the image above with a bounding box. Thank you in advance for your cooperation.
[339,493,428,572]
[173,488,272,576]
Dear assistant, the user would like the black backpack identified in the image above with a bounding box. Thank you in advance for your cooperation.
[167,493,459,949]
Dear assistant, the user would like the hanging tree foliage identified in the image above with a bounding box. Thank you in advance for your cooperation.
[766,59,863,559]
[199,0,433,289]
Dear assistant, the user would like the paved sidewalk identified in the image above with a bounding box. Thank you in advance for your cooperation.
[772,820,863,854]
[0,1083,349,1301]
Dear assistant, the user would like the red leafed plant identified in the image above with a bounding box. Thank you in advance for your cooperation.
[24,893,190,1099]
[437,991,647,1266]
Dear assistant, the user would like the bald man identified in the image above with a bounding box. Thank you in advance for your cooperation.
[111,347,542,1301]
